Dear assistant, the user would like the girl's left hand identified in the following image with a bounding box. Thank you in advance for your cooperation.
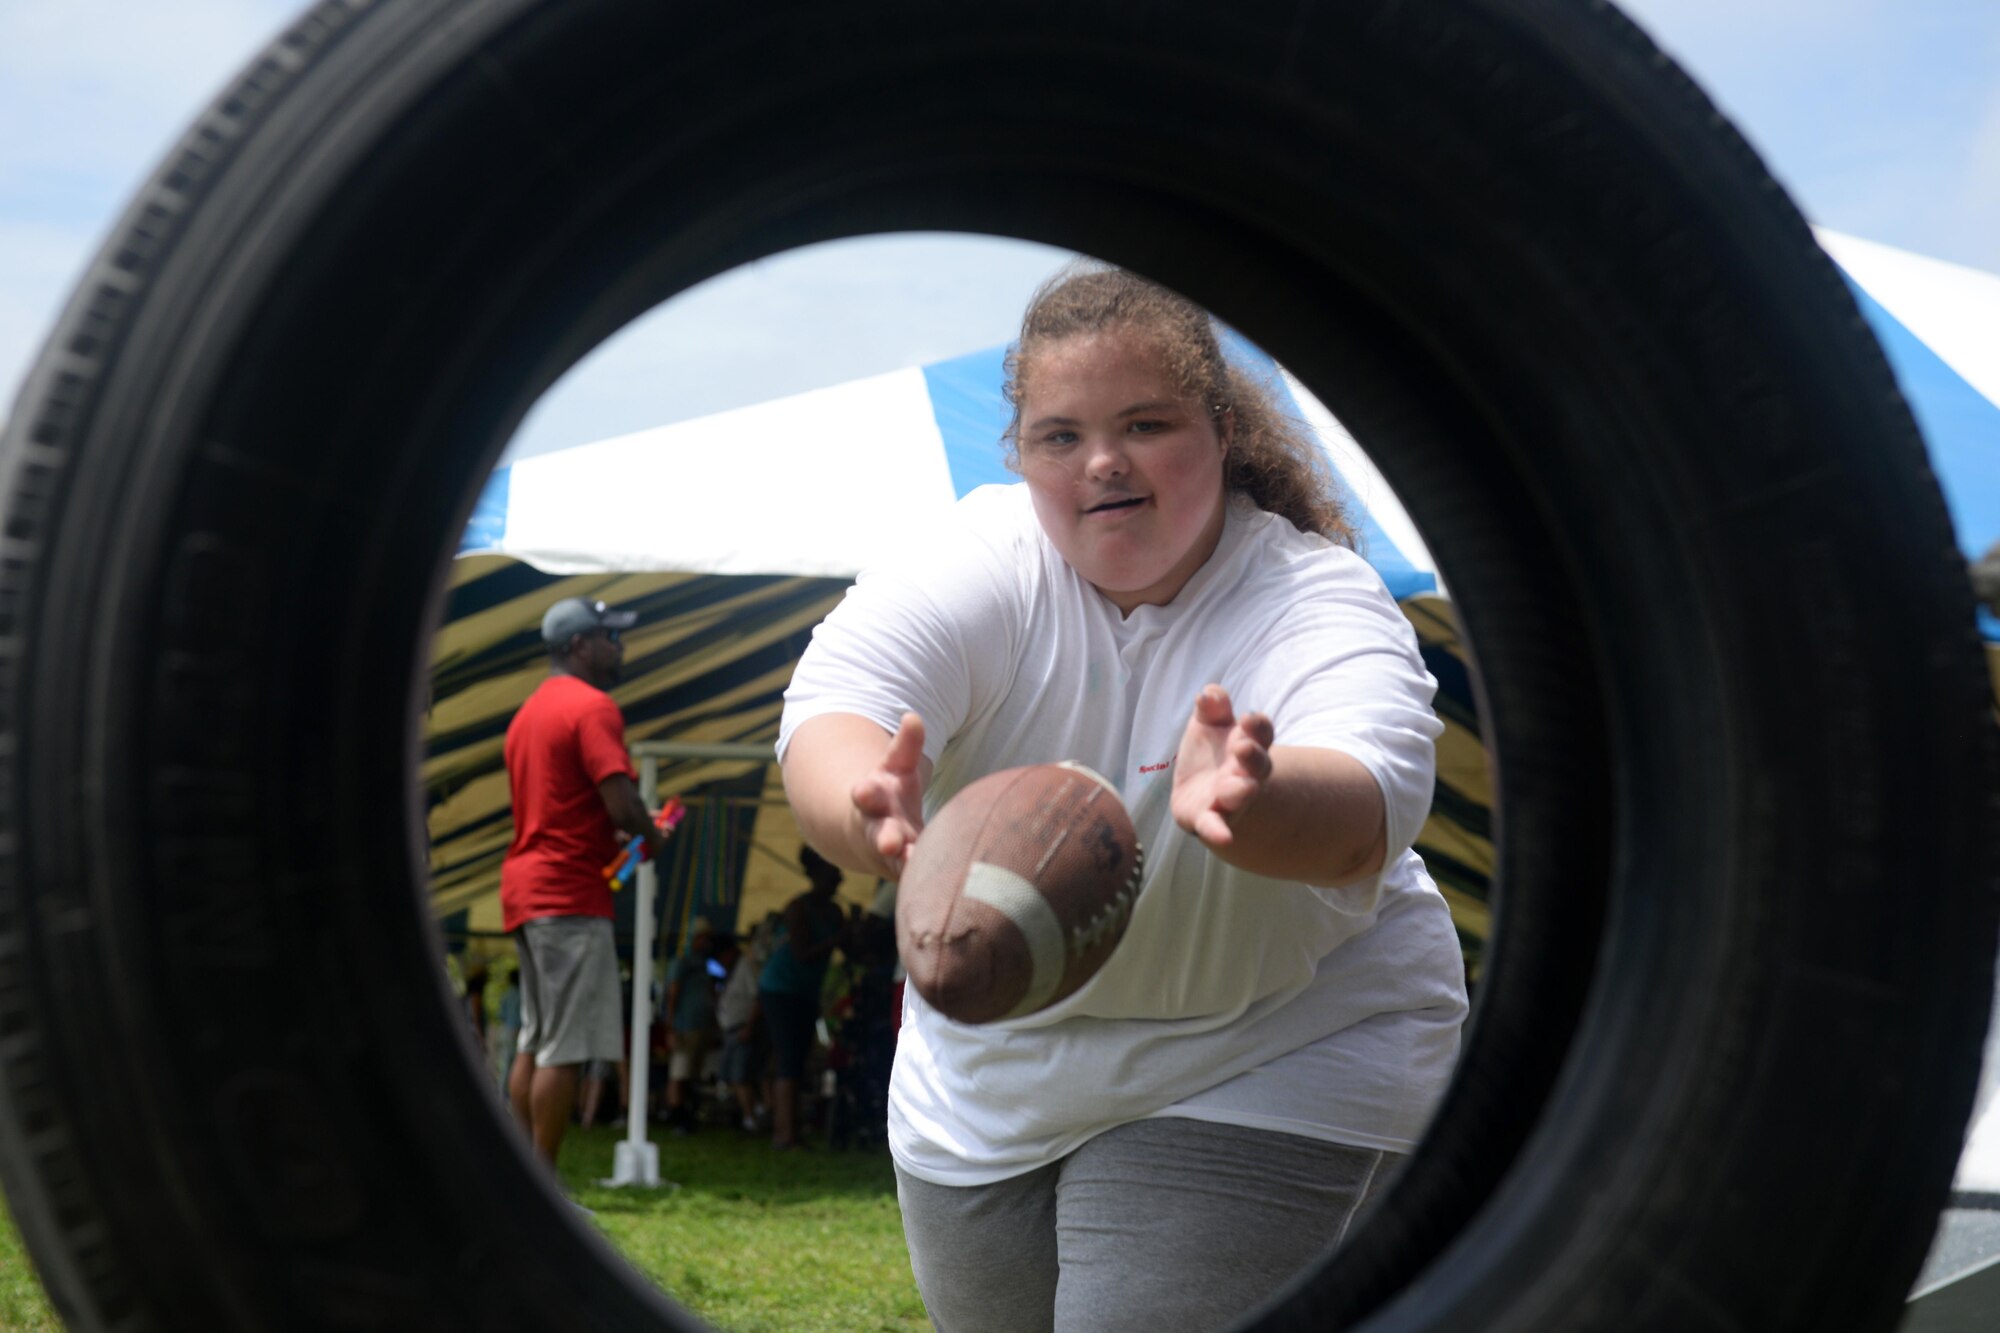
[1169,684,1274,850]
[849,711,928,879]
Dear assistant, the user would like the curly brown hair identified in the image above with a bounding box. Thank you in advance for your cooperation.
[1001,265,1355,545]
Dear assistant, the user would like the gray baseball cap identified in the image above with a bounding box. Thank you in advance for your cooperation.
[541,596,638,647]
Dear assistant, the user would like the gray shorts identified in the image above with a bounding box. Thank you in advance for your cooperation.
[895,1117,1401,1333]
[514,916,624,1069]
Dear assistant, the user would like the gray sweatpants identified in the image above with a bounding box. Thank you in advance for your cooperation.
[895,1117,1401,1333]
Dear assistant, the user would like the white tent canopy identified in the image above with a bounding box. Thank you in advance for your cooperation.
[464,227,1996,625]
[464,335,1442,600]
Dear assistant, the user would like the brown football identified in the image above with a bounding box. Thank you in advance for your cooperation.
[896,761,1144,1025]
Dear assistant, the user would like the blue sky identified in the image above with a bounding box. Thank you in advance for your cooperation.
[2,0,1995,460]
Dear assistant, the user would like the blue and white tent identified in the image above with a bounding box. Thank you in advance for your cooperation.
[457,226,1998,630]
[459,339,1438,600]
[428,227,1998,985]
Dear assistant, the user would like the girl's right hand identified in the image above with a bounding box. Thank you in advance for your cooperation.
[849,711,927,878]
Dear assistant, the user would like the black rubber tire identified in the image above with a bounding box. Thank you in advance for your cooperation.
[0,2,1992,1330]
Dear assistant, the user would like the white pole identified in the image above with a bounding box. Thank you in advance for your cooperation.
[607,754,664,1187]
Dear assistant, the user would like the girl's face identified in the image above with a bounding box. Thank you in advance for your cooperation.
[1017,331,1230,615]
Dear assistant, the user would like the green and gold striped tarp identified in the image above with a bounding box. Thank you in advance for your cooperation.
[427,561,1494,978]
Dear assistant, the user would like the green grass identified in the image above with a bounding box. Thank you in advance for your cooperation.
[0,1124,925,1332]
[564,1123,928,1332]
[1,1205,62,1332]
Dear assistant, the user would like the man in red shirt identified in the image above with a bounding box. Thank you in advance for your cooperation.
[502,596,670,1172]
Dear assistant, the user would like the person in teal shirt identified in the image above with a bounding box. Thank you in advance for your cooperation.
[759,848,848,1149]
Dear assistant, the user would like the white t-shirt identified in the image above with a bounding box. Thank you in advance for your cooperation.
[778,485,1468,1186]
[716,955,759,1032]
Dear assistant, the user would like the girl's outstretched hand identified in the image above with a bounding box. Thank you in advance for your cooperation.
[850,711,928,878]
[1170,685,1274,851]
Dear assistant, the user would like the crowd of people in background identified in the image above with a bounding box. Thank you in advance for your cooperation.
[649,850,904,1151]
[455,846,903,1154]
